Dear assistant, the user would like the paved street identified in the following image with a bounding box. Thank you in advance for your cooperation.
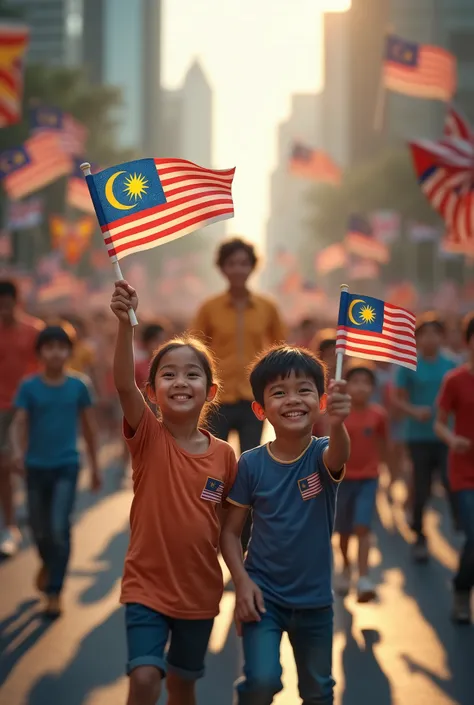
[1,435,473,705]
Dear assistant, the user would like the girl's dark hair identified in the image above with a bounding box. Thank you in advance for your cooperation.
[146,335,220,424]
[415,312,445,336]
[345,366,376,386]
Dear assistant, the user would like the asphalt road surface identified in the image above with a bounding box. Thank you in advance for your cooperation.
[1,434,473,705]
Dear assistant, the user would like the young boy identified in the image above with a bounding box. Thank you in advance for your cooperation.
[393,314,457,561]
[10,326,100,617]
[334,364,388,602]
[435,313,474,624]
[221,345,351,704]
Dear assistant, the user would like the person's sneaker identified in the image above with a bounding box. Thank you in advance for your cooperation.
[0,526,22,557]
[44,595,62,619]
[451,591,471,625]
[334,566,351,596]
[35,564,49,593]
[357,576,377,603]
[412,536,429,563]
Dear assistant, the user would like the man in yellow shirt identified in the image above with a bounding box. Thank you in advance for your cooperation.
[192,237,286,539]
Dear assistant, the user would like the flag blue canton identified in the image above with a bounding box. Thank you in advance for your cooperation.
[30,105,63,130]
[86,158,167,227]
[348,214,372,236]
[337,292,384,333]
[201,476,224,502]
[385,35,419,67]
[0,146,30,177]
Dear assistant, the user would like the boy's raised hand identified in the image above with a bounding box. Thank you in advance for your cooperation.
[110,280,138,324]
[326,379,351,425]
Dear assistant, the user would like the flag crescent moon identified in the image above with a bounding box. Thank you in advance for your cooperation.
[105,171,137,211]
[348,299,365,326]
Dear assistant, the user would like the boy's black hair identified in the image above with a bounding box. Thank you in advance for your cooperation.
[216,236,258,270]
[345,365,376,386]
[0,279,17,299]
[249,345,326,406]
[141,320,168,345]
[415,312,445,336]
[36,326,74,353]
[463,313,474,343]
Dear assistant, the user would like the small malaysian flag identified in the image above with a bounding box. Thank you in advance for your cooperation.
[0,132,73,200]
[85,157,234,260]
[7,196,43,229]
[298,472,323,501]
[345,215,390,264]
[336,291,417,371]
[383,34,456,102]
[0,23,29,127]
[30,106,88,157]
[289,142,341,184]
[200,477,224,503]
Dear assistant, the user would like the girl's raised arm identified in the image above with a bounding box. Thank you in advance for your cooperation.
[110,280,145,431]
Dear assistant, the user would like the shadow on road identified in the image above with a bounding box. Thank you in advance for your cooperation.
[26,607,126,705]
[0,599,53,687]
[338,605,393,705]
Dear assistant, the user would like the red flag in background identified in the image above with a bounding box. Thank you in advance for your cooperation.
[289,142,341,184]
[50,214,95,264]
[0,23,29,127]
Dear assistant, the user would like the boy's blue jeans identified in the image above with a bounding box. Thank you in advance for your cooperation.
[26,465,79,595]
[236,599,335,705]
[454,489,474,593]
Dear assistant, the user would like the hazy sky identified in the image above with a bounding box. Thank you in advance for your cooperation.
[162,0,350,248]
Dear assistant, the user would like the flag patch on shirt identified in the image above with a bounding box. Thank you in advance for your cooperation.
[298,472,323,500]
[201,476,224,502]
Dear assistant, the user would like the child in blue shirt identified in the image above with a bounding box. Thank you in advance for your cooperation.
[221,344,351,705]
[10,326,100,618]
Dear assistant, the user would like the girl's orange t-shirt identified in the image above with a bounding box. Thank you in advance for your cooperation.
[121,405,237,619]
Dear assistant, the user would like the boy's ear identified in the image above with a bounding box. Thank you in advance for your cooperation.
[207,383,218,403]
[252,401,266,421]
[319,393,328,412]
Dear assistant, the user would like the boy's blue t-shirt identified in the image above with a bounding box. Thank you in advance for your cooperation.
[395,354,456,442]
[14,373,93,469]
[228,437,341,609]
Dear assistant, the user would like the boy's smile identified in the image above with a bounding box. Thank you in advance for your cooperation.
[257,371,325,434]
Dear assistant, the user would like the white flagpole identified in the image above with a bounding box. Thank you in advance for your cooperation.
[80,162,138,327]
[335,283,349,381]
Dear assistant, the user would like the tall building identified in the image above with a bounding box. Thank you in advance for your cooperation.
[100,0,162,155]
[321,0,390,169]
[264,93,322,290]
[6,0,83,66]
[389,0,474,140]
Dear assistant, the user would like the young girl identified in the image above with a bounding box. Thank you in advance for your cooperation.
[110,280,237,705]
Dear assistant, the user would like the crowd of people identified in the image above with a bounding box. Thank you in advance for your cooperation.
[0,236,473,705]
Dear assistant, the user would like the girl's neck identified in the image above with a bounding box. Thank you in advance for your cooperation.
[162,415,203,442]
[228,285,249,301]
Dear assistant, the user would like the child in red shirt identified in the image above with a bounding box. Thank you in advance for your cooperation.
[436,313,474,624]
[334,364,388,602]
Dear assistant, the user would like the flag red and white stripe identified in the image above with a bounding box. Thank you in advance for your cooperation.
[0,23,29,127]
[299,472,323,501]
[384,43,456,101]
[66,172,95,213]
[337,302,417,371]
[101,159,235,260]
[444,106,472,142]
[315,243,347,274]
[1,132,73,200]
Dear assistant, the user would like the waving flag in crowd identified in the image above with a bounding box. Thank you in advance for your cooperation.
[345,215,390,264]
[0,23,29,127]
[409,105,474,249]
[289,142,341,184]
[84,157,235,260]
[0,132,73,200]
[66,161,95,214]
[50,214,95,264]
[383,34,456,102]
[337,291,417,371]
[30,106,88,157]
